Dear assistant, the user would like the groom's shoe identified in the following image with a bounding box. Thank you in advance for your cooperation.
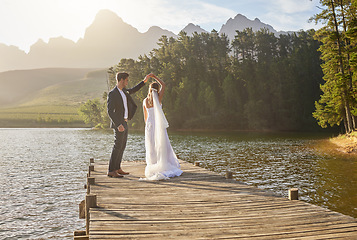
[107,171,123,178]
[117,169,129,175]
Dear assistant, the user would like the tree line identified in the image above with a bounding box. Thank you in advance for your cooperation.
[80,27,327,131]
[79,1,357,133]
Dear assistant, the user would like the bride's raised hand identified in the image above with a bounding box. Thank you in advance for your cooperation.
[144,74,152,83]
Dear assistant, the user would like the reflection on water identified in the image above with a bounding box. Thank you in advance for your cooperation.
[0,129,356,239]
[310,139,357,218]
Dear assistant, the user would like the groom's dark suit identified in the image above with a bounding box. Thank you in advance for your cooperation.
[107,81,145,172]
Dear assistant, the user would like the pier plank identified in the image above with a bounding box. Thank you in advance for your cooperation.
[85,160,357,239]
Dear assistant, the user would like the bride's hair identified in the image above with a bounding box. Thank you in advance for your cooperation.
[147,82,160,107]
[150,82,160,92]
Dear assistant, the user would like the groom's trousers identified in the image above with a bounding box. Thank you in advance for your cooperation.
[108,121,128,172]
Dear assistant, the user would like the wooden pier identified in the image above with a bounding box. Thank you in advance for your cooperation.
[75,159,357,239]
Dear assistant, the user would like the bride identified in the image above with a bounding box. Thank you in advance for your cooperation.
[142,74,183,180]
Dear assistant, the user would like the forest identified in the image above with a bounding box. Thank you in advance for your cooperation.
[79,1,356,132]
[80,28,325,131]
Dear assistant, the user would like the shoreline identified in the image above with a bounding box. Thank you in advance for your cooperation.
[329,132,357,154]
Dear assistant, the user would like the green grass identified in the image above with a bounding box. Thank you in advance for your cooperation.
[0,105,86,127]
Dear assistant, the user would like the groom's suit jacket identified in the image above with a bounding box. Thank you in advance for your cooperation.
[107,81,145,129]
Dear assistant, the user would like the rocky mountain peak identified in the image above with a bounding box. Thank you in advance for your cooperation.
[182,23,208,36]
[219,14,277,39]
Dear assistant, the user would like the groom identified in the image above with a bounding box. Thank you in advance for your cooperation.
[107,72,151,178]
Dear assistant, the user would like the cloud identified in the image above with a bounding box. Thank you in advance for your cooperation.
[259,0,321,31]
[273,0,316,14]
[114,0,235,33]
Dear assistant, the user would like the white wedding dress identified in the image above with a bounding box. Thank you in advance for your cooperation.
[142,90,183,180]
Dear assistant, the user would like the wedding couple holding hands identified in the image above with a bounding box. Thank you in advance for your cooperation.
[107,72,183,180]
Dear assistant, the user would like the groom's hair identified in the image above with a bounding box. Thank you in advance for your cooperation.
[116,72,129,82]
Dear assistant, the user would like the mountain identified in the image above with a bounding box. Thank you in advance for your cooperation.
[219,14,288,40]
[0,11,291,73]
[0,10,176,72]
[27,37,77,69]
[181,23,208,36]
[0,44,28,71]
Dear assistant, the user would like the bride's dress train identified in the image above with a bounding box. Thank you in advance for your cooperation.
[143,91,183,180]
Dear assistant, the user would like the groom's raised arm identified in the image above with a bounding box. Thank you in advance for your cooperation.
[127,80,145,94]
[127,74,151,94]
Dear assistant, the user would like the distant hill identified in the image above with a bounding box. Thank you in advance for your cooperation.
[0,10,292,72]
[0,68,107,108]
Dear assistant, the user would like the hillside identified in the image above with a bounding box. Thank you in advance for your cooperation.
[0,68,108,127]
[0,68,107,107]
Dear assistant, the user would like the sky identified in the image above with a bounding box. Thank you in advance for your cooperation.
[0,0,323,53]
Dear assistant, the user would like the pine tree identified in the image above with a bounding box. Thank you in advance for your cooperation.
[312,0,357,133]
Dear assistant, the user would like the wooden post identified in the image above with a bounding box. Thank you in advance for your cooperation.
[225,171,233,179]
[86,194,97,210]
[86,183,90,194]
[74,230,86,236]
[90,158,94,164]
[74,230,88,240]
[89,165,94,172]
[79,200,85,219]
[87,177,95,194]
[87,177,95,185]
[85,194,97,235]
[194,161,200,166]
[289,188,299,200]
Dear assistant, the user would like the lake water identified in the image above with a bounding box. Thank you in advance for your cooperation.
[0,128,356,239]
